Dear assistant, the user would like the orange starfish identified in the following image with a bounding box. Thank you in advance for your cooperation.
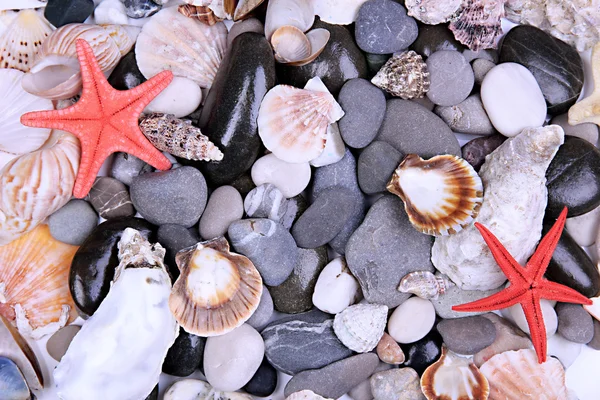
[21,39,173,198]
[452,207,592,363]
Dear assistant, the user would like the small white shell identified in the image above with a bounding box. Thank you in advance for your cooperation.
[264,0,314,41]
[271,25,311,63]
[313,0,369,25]
[333,303,388,353]
[164,379,253,400]
[398,271,453,300]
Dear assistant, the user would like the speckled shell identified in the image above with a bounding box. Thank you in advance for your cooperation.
[169,237,263,337]
[387,154,484,236]
[398,271,453,300]
[479,349,570,399]
[164,379,254,400]
[333,303,388,353]
[421,347,489,400]
[371,51,430,99]
[449,0,505,51]
[136,6,227,88]
[178,4,223,26]
[0,224,78,340]
[0,131,80,246]
[405,0,462,24]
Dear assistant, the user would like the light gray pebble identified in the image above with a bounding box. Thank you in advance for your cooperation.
[587,319,600,350]
[46,325,81,362]
[556,303,595,344]
[370,368,425,400]
[411,96,435,111]
[358,141,403,194]
[436,316,497,355]
[280,195,308,230]
[199,185,243,239]
[462,49,499,63]
[246,286,274,331]
[48,200,98,246]
[435,94,495,135]
[426,50,474,106]
[431,281,502,319]
[472,58,496,86]
[551,113,599,145]
[348,362,394,400]
[110,152,152,186]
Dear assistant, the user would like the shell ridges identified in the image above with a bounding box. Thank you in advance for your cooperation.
[333,303,388,353]
[371,51,430,99]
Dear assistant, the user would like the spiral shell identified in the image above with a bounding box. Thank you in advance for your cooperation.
[398,271,453,300]
[449,0,505,51]
[333,303,388,353]
[371,51,430,99]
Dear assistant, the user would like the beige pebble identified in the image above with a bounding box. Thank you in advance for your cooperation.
[376,333,405,365]
[46,325,81,362]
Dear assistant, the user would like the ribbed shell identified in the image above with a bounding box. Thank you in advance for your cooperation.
[169,237,263,337]
[449,0,505,51]
[264,0,314,40]
[405,0,462,24]
[257,84,344,163]
[0,131,80,246]
[479,349,569,400]
[398,271,452,300]
[136,6,227,88]
[178,4,223,25]
[333,303,388,353]
[371,51,430,99]
[0,224,78,340]
[387,154,484,236]
[271,25,311,63]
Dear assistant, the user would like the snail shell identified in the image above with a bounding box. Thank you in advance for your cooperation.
[398,271,453,300]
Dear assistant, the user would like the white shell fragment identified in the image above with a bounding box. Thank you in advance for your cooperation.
[405,0,462,25]
[333,303,388,353]
[312,257,362,315]
[313,0,369,25]
[54,229,179,400]
[164,379,253,400]
[398,271,453,300]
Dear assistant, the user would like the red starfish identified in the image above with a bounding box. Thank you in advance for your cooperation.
[452,207,592,363]
[20,39,173,198]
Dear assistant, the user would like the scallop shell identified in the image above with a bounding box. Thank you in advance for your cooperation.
[313,0,369,25]
[178,4,223,25]
[257,84,344,163]
[136,6,227,89]
[0,224,78,340]
[398,271,453,300]
[271,25,311,64]
[421,346,489,400]
[0,9,53,72]
[0,68,53,171]
[0,315,43,391]
[0,356,31,400]
[387,154,484,236]
[449,0,505,52]
[21,23,138,100]
[234,0,266,21]
[405,0,462,24]
[0,131,80,246]
[164,379,253,400]
[333,303,388,353]
[169,236,263,337]
[264,0,314,41]
[479,349,570,399]
[371,50,430,99]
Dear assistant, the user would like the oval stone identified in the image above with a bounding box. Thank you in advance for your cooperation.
[162,329,205,377]
[400,328,443,375]
[436,316,497,355]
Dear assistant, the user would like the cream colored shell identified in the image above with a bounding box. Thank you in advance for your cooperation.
[333,303,388,353]
[271,26,330,67]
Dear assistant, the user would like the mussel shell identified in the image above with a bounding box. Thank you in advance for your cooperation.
[0,356,30,400]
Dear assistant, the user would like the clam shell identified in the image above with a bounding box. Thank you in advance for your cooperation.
[0,9,53,72]
[479,349,570,399]
[136,6,227,89]
[21,23,137,100]
[0,69,53,170]
[449,0,505,52]
[234,0,266,21]
[387,154,484,236]
[178,4,223,25]
[169,237,263,337]
[0,356,31,400]
[271,25,311,64]
[405,0,462,24]
[264,0,314,41]
[257,84,344,163]
[0,315,43,391]
[371,51,430,99]
[164,379,253,400]
[0,224,78,340]
[0,131,80,246]
[421,346,489,400]
[313,0,369,25]
[333,303,388,353]
[398,271,453,300]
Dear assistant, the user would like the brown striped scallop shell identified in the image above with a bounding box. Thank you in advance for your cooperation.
[178,4,223,26]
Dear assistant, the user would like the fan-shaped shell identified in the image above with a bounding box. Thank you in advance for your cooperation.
[479,349,570,399]
[387,154,484,236]
[0,224,78,340]
[169,236,263,337]
[136,6,227,89]
[264,0,314,41]
[272,25,311,64]
[0,9,53,72]
[333,303,388,353]
[257,84,344,163]
[371,51,430,99]
[0,131,80,246]
[449,0,505,52]
[21,23,138,100]
[0,69,53,170]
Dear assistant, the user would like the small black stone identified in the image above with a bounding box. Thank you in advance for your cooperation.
[123,0,162,19]
[108,50,146,91]
[401,328,443,375]
[44,0,95,27]
[243,357,278,397]
[162,329,206,377]
[411,23,466,58]
[144,385,159,400]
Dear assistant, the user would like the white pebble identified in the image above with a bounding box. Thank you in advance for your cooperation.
[310,122,346,167]
[481,63,546,137]
[93,0,129,25]
[566,206,600,247]
[251,153,311,197]
[501,299,558,335]
[312,258,362,314]
[547,333,582,368]
[144,77,202,118]
[387,297,435,344]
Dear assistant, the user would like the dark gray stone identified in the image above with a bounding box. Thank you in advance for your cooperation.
[426,50,474,106]
[44,0,94,27]
[110,152,152,186]
[123,0,162,19]
[157,224,199,278]
[556,303,595,344]
[358,141,403,194]
[87,177,135,219]
[461,133,506,172]
[411,23,465,58]
[435,94,495,135]
[48,199,98,246]
[243,357,278,398]
[162,329,205,377]
[108,51,146,91]
[436,316,497,355]
[587,319,600,350]
[246,286,274,331]
[366,53,392,75]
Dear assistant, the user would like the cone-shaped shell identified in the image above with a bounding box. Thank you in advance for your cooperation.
[421,346,489,400]
[257,84,344,163]
[0,224,78,339]
[371,51,430,99]
[136,6,227,89]
[479,349,569,399]
[169,237,263,337]
[333,303,388,353]
[449,0,505,52]
[0,131,80,246]
[387,154,484,236]
[0,315,43,391]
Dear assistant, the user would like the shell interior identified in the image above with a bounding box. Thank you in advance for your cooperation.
[264,0,315,41]
[0,315,43,391]
[271,25,311,64]
[0,356,31,400]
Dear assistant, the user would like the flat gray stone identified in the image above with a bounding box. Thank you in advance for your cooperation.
[426,50,474,106]
[556,303,595,344]
[48,199,98,246]
[436,316,497,355]
[435,94,495,135]
[358,141,403,194]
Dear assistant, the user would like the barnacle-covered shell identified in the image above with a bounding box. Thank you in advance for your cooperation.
[449,0,505,51]
[479,349,569,399]
[405,0,462,24]
[139,113,223,161]
[169,237,263,337]
[387,154,484,236]
[135,6,227,88]
[178,4,223,25]
[0,356,31,400]
[333,303,388,353]
[0,315,43,391]
[21,23,137,100]
[264,0,314,41]
[164,379,253,400]
[271,26,330,67]
[398,271,453,300]
[0,224,78,340]
[257,83,344,163]
[371,51,430,99]
[421,346,489,400]
[0,8,53,72]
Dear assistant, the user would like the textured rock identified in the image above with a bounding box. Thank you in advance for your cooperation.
[48,200,98,246]
[376,333,405,365]
[426,50,474,106]
[246,286,274,331]
[556,303,595,344]
[435,94,495,135]
[348,362,394,400]
[436,316,497,355]
[199,186,244,239]
[357,141,403,194]
[370,368,425,400]
[87,177,135,219]
[162,330,205,377]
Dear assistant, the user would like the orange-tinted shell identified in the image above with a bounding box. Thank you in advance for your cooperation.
[178,5,224,26]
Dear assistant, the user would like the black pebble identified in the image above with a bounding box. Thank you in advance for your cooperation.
[145,384,159,400]
[243,357,278,397]
[44,0,95,27]
[162,329,206,377]
[108,50,146,91]
[400,328,443,375]
[157,224,200,279]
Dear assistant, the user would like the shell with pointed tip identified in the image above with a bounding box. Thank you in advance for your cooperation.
[449,0,505,52]
[257,85,344,163]
[21,23,138,100]
[0,9,53,72]
[164,379,253,400]
[421,346,489,400]
[0,131,80,246]
[387,154,484,236]
[234,0,265,21]
[333,303,388,353]
[0,69,53,170]
[313,0,369,25]
[398,271,453,300]
[136,6,227,88]
[371,50,430,99]
[0,315,43,391]
[178,4,223,25]
[264,0,314,40]
[479,349,569,399]
[169,237,263,337]
[405,0,462,24]
[0,224,78,340]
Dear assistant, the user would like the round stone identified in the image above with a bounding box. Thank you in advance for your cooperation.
[566,206,600,247]
[46,325,81,362]
[87,177,135,219]
[472,58,496,86]
[411,24,465,58]
[312,257,361,315]
[244,184,288,223]
[144,76,202,118]
[251,153,311,198]
[48,200,98,246]
[108,51,146,91]
[199,185,244,240]
[461,134,506,172]
[157,224,199,278]
[434,94,495,135]
[426,50,474,106]
[436,316,497,355]
[400,329,443,375]
[357,141,403,194]
[243,357,278,397]
[431,283,502,319]
[556,303,595,344]
[228,18,264,47]
[388,297,436,344]
[246,286,274,331]
[501,299,558,336]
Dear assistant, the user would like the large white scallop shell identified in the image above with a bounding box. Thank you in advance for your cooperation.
[0,68,53,170]
[333,303,388,353]
[136,6,227,89]
[264,0,314,41]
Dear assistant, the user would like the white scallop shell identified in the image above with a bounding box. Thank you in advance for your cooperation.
[333,303,388,353]
[264,0,314,41]
[313,0,369,25]
[136,6,227,89]
[0,69,53,170]
[164,379,253,400]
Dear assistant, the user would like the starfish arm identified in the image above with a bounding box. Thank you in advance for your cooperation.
[537,280,593,305]
[117,126,172,171]
[452,285,528,312]
[527,207,568,282]
[72,143,115,198]
[520,291,547,363]
[76,39,115,101]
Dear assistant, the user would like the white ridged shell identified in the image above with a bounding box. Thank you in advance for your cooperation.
[333,303,388,353]
[271,25,311,63]
[164,379,253,400]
